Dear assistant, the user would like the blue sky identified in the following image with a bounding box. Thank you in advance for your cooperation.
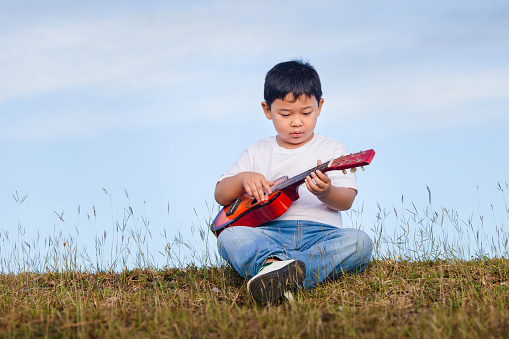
[1,0,508,269]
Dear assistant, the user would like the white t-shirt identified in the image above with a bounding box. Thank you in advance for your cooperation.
[217,133,357,228]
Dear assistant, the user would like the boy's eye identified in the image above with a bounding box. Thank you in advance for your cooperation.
[280,113,290,117]
[302,111,312,115]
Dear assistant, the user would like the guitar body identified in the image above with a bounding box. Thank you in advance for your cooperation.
[210,149,375,237]
[211,176,299,236]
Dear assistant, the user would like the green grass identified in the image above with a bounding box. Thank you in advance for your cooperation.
[2,259,509,337]
[1,183,508,337]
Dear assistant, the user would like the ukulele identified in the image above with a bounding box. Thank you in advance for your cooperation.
[211,149,375,236]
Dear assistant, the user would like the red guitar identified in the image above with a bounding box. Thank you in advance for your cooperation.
[211,149,375,236]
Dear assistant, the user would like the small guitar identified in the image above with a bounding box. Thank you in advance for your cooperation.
[211,149,375,236]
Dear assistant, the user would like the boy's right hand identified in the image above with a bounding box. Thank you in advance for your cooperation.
[241,172,274,202]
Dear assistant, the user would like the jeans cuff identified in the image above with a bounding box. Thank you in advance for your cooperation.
[268,254,290,261]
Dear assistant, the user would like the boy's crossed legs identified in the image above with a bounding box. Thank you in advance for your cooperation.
[217,220,372,302]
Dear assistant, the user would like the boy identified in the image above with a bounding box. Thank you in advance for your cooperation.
[214,60,372,304]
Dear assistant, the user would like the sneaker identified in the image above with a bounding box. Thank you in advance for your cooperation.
[247,259,306,304]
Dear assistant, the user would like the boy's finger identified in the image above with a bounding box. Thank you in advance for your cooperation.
[247,184,260,200]
[245,186,253,196]
[263,182,273,194]
[315,170,329,183]
[306,176,318,190]
[256,185,266,201]
[304,180,310,192]
[305,177,313,191]
[310,172,323,186]
[250,184,259,198]
[311,173,330,190]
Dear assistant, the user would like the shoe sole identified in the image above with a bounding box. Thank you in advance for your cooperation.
[249,260,306,304]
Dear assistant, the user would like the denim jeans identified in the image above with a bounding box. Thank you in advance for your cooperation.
[217,220,372,289]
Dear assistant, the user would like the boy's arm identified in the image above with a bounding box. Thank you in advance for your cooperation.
[304,160,356,211]
[214,172,275,206]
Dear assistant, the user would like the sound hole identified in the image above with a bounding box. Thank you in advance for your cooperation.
[226,198,242,217]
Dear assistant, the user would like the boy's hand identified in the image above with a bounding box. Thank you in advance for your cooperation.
[241,172,274,202]
[305,160,331,198]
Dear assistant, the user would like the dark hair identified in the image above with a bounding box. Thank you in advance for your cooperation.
[264,59,322,108]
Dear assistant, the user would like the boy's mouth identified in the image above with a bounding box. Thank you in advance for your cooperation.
[291,132,303,137]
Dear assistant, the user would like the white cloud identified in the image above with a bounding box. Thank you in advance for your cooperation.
[0,17,202,103]
[0,109,132,140]
[334,70,509,110]
[0,0,508,140]
[323,69,509,129]
[0,1,385,105]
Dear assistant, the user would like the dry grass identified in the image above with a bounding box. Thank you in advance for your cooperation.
[1,258,509,338]
[1,183,508,337]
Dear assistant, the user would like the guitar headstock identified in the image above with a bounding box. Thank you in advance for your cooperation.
[327,149,375,173]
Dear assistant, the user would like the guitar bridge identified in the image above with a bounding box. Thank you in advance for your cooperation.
[225,198,242,217]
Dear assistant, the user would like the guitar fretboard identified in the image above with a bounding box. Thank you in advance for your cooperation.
[272,161,330,192]
[268,150,374,194]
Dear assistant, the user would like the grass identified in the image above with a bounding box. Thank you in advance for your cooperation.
[1,183,509,337]
[2,259,509,337]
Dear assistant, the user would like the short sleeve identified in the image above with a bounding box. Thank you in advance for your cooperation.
[217,149,252,182]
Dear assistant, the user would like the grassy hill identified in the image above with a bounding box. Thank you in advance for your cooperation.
[2,258,509,338]
[2,184,508,337]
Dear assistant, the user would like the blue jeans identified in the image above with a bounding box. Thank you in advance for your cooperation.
[217,220,372,289]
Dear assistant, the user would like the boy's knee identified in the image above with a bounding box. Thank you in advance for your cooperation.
[345,228,372,263]
[356,230,372,255]
[217,227,258,253]
[334,228,373,265]
[217,228,239,254]
[216,229,228,248]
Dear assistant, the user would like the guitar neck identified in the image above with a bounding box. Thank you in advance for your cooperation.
[271,149,375,192]
[272,163,329,191]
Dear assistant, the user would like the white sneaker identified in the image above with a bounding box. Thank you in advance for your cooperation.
[247,259,306,304]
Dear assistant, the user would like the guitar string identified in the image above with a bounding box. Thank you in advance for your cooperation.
[272,161,330,192]
[266,151,366,192]
[270,151,369,192]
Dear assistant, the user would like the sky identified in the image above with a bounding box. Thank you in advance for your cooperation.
[1,0,508,270]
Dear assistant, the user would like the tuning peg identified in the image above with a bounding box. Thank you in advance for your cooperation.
[350,168,357,173]
[342,169,347,174]
[361,166,365,171]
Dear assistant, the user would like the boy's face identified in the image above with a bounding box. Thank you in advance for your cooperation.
[262,93,324,149]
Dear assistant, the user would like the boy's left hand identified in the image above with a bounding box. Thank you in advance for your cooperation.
[305,160,331,198]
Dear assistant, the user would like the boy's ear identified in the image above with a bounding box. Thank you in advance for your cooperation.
[317,98,324,116]
[261,101,272,120]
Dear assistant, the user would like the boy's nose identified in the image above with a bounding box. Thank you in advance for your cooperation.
[291,119,302,127]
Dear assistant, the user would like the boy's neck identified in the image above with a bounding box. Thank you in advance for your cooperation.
[276,133,315,149]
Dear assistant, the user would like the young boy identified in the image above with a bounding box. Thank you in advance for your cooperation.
[214,60,372,304]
